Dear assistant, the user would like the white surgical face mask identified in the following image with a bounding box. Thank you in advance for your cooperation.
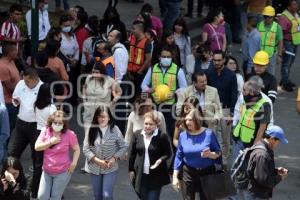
[160,57,172,67]
[52,124,63,132]
[62,26,72,33]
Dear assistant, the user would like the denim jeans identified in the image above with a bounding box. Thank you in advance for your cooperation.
[140,174,162,200]
[55,0,69,10]
[91,170,118,200]
[163,1,181,29]
[38,171,71,200]
[281,40,297,84]
[5,103,18,133]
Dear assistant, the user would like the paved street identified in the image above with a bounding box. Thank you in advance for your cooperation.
[4,0,300,199]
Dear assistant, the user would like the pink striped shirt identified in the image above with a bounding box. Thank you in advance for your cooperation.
[0,20,20,41]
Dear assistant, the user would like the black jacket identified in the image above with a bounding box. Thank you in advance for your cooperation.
[247,140,282,198]
[0,181,30,200]
[128,130,172,196]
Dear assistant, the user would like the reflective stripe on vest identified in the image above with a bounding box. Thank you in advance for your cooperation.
[102,56,115,79]
[233,98,268,144]
[258,21,278,57]
[282,10,300,45]
[128,36,148,72]
[151,63,178,104]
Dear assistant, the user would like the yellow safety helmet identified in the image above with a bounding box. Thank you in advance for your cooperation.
[253,51,269,66]
[262,6,275,17]
[153,84,171,103]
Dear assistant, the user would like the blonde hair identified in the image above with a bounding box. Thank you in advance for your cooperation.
[143,111,161,125]
[46,110,69,133]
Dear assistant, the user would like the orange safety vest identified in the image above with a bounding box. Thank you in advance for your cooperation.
[101,56,115,79]
[128,36,148,72]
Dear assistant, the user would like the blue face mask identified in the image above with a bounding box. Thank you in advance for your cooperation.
[160,58,172,67]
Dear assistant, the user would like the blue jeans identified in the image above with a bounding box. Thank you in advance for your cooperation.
[140,174,162,200]
[55,0,69,10]
[281,40,297,84]
[91,170,118,200]
[5,103,18,133]
[163,1,181,29]
[38,171,71,200]
[232,140,245,162]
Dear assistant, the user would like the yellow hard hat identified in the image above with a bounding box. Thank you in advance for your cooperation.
[253,51,269,66]
[262,6,275,17]
[153,84,171,103]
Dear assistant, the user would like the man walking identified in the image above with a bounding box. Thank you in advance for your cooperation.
[206,50,238,165]
[278,0,300,91]
[257,6,283,75]
[9,67,43,199]
[176,71,222,132]
[247,125,289,199]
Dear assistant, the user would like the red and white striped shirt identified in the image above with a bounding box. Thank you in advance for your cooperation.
[0,20,21,41]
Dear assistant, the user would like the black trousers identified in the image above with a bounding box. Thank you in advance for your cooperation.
[187,0,203,14]
[126,71,145,103]
[8,119,43,198]
[182,165,215,200]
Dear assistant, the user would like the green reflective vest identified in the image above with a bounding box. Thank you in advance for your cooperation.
[282,10,300,45]
[257,21,278,57]
[233,98,268,144]
[151,63,178,104]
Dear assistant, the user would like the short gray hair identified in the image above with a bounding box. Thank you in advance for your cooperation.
[246,76,264,95]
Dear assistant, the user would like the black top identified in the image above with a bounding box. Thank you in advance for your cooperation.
[36,68,64,96]
[250,72,277,103]
[206,66,238,114]
[247,140,281,198]
[0,181,30,200]
[128,130,172,196]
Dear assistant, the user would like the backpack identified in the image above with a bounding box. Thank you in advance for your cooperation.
[231,144,267,190]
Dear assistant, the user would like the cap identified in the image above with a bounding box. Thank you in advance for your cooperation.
[265,125,288,144]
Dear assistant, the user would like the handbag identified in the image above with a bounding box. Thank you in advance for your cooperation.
[200,169,236,200]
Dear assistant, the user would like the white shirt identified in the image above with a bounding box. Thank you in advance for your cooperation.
[60,33,80,61]
[0,81,5,105]
[95,126,109,145]
[12,80,43,122]
[142,128,158,174]
[112,43,128,81]
[35,104,57,130]
[26,9,51,41]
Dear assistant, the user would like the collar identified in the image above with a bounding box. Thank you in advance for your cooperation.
[141,128,159,138]
[192,85,204,95]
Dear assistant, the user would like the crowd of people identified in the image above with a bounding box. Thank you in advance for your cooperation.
[0,0,298,199]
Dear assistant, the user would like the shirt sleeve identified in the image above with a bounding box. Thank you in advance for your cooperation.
[144,41,152,54]
[12,81,21,106]
[247,33,261,70]
[114,48,128,81]
[276,24,283,41]
[25,11,31,37]
[251,154,281,189]
[124,112,134,144]
[68,131,79,147]
[268,76,278,103]
[230,74,238,114]
[174,134,184,170]
[113,126,128,158]
[177,68,188,89]
[260,103,271,124]
[141,68,152,91]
